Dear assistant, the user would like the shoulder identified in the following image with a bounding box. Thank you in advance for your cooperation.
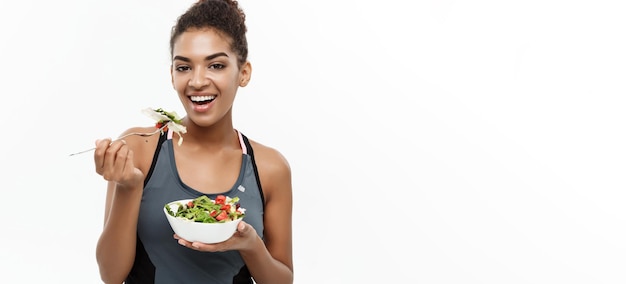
[248,138,291,175]
[118,126,163,175]
[247,137,292,199]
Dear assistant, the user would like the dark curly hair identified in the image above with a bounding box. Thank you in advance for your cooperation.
[170,0,248,66]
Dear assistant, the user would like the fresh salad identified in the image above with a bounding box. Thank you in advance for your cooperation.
[165,195,246,223]
[142,107,187,146]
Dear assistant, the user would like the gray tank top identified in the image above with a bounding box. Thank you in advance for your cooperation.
[131,129,265,284]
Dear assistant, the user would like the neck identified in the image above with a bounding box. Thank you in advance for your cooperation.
[178,117,238,151]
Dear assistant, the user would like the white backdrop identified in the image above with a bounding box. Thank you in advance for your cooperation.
[0,0,625,283]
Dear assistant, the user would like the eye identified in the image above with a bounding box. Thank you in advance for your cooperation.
[175,65,191,72]
[209,64,225,70]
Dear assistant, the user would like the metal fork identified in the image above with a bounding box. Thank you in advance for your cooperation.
[68,125,167,156]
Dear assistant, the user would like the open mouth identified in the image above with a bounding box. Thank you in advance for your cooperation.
[190,95,216,105]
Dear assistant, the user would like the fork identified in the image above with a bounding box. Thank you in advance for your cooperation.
[68,125,167,156]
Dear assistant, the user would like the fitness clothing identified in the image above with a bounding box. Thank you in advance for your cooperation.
[125,129,265,284]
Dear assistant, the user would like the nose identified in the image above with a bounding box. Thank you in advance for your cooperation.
[188,68,210,89]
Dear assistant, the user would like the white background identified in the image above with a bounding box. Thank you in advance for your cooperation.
[0,0,625,283]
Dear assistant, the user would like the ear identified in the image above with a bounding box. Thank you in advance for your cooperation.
[170,65,175,89]
[239,61,252,87]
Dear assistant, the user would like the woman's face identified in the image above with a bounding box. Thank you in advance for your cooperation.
[170,28,250,127]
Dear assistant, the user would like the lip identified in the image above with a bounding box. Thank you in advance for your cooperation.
[187,93,216,112]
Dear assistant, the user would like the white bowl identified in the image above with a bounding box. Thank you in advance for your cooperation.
[164,199,243,244]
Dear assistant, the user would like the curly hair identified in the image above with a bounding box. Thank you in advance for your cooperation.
[170,0,248,66]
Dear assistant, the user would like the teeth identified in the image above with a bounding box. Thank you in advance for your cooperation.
[190,95,216,102]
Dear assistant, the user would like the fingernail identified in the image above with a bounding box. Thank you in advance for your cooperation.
[191,243,199,249]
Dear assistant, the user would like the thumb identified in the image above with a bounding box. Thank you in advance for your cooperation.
[237,221,247,234]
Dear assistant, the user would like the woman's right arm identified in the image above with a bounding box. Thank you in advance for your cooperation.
[93,130,155,283]
[96,180,143,284]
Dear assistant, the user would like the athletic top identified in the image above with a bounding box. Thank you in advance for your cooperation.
[125,129,265,284]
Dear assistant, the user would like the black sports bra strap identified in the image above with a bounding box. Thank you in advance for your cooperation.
[144,131,168,187]
[241,134,266,208]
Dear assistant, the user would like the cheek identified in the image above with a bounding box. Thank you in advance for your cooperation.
[172,77,186,92]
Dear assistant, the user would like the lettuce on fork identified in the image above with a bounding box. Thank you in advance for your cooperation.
[142,108,187,146]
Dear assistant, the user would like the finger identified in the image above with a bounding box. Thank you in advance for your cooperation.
[122,146,135,179]
[113,143,131,180]
[177,238,191,247]
[191,242,222,252]
[237,221,247,234]
[94,138,112,174]
[102,140,127,180]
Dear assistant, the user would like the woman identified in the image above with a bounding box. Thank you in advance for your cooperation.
[93,1,294,283]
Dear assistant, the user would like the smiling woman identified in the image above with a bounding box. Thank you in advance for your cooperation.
[91,1,294,283]
[3,0,626,282]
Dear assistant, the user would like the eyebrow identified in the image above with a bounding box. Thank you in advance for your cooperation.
[173,52,229,62]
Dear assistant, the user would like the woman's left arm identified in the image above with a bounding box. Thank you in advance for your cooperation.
[240,146,294,284]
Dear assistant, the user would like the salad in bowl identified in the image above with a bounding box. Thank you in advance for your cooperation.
[164,195,246,243]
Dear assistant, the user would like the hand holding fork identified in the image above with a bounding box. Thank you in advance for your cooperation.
[69,125,167,156]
